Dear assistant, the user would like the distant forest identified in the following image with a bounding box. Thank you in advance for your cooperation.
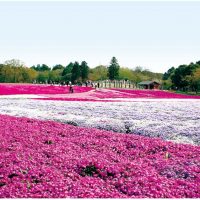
[0,58,162,85]
[1,58,199,92]
[162,60,200,93]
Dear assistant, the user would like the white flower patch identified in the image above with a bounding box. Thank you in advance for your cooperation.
[0,98,200,145]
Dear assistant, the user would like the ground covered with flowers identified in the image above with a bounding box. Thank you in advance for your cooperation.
[0,84,200,198]
[34,88,200,101]
[0,83,92,96]
[0,114,199,198]
[1,83,200,102]
[0,98,200,145]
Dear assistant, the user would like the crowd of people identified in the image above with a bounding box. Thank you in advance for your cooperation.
[33,80,101,94]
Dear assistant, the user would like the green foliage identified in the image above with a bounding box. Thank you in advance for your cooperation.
[162,79,173,90]
[0,58,163,85]
[52,64,64,71]
[0,60,38,83]
[118,67,162,85]
[71,61,81,83]
[62,62,73,82]
[31,64,51,71]
[62,63,73,76]
[191,68,200,93]
[49,69,63,82]
[88,65,108,81]
[162,67,175,80]
[81,165,98,177]
[37,71,49,83]
[108,57,120,80]
[119,68,134,80]
[80,61,89,82]
[163,61,200,92]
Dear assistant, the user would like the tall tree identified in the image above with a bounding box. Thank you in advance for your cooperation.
[80,61,89,81]
[108,57,120,80]
[62,62,73,82]
[62,62,73,76]
[71,61,81,83]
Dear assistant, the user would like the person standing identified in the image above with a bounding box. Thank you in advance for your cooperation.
[69,84,72,93]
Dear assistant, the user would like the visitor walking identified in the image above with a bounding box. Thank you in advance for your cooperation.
[69,84,72,93]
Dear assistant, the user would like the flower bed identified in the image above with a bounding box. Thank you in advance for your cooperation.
[1,84,200,101]
[111,88,200,99]
[0,99,199,145]
[0,114,199,198]
[34,89,200,101]
[0,83,92,95]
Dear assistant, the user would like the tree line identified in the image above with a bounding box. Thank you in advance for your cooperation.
[162,61,200,93]
[0,57,162,85]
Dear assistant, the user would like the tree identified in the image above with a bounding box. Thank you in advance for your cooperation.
[171,65,193,90]
[119,67,135,81]
[49,70,62,83]
[71,62,81,83]
[88,65,108,81]
[52,64,64,71]
[80,61,89,82]
[196,60,200,66]
[62,62,73,76]
[191,68,200,93]
[31,64,51,71]
[163,62,200,91]
[62,62,73,82]
[2,59,26,82]
[108,57,120,80]
[36,71,49,83]
[26,68,38,82]
[4,59,25,68]
[162,67,175,80]
[0,65,14,82]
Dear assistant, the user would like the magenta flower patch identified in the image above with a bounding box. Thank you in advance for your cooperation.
[0,83,92,95]
[1,83,200,102]
[0,114,199,198]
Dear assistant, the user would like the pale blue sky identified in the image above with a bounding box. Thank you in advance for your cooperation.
[0,1,200,73]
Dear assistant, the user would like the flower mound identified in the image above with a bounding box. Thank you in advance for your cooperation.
[0,114,199,198]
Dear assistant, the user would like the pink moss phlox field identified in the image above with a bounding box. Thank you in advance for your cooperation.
[35,98,123,102]
[1,84,200,101]
[34,89,200,101]
[0,83,92,95]
[110,88,200,99]
[37,88,200,101]
[0,114,199,198]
